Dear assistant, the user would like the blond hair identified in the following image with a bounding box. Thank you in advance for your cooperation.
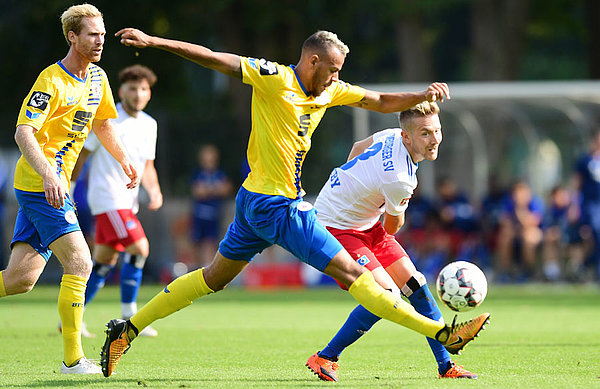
[398,101,440,129]
[303,30,349,56]
[61,4,102,45]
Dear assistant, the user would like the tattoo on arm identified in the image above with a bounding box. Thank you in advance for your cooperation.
[355,96,370,108]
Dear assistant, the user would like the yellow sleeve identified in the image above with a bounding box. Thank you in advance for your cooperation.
[241,56,285,95]
[327,80,366,107]
[16,71,59,131]
[94,69,117,120]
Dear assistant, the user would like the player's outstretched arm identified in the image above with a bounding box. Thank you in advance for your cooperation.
[115,28,242,79]
[91,118,139,189]
[350,82,450,113]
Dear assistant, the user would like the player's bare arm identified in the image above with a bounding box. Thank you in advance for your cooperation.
[349,83,450,113]
[71,148,91,183]
[141,159,163,211]
[91,118,139,189]
[347,136,374,161]
[115,28,242,79]
[15,124,66,209]
[382,212,405,235]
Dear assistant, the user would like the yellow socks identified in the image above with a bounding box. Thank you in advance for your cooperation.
[349,271,444,339]
[0,271,6,297]
[130,268,213,335]
[58,274,87,366]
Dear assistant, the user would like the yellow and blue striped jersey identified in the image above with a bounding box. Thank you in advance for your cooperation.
[15,61,117,192]
[240,57,365,199]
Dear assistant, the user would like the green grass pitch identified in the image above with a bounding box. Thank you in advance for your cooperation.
[0,283,598,388]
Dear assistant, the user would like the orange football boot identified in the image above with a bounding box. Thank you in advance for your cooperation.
[306,352,340,382]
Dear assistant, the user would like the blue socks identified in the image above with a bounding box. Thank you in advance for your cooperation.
[319,304,380,360]
[319,279,452,375]
[85,263,114,304]
[120,259,143,305]
[407,285,452,374]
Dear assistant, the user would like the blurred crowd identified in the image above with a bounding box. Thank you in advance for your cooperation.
[396,176,596,284]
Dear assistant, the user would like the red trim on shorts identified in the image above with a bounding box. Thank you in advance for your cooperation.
[95,209,146,251]
[326,221,409,290]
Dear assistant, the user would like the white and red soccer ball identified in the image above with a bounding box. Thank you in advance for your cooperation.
[436,261,488,312]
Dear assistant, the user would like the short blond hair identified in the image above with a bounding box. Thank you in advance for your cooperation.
[398,101,440,129]
[303,30,349,56]
[61,4,102,45]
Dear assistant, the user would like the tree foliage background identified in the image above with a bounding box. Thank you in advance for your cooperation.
[0,0,598,195]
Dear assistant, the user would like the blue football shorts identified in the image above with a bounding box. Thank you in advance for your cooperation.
[218,186,343,271]
[11,189,81,261]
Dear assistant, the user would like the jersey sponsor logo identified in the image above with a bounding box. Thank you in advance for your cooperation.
[381,134,395,171]
[357,255,370,266]
[71,302,84,308]
[66,96,77,106]
[284,92,297,102]
[248,57,259,70]
[72,110,92,132]
[25,110,41,119]
[65,210,78,224]
[27,91,51,111]
[258,58,278,75]
[400,196,411,206]
[298,114,310,136]
[329,169,340,188]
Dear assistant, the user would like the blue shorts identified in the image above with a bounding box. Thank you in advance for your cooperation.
[218,187,343,271]
[11,189,81,261]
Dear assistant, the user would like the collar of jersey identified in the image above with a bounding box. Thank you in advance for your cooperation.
[401,140,419,167]
[57,61,88,83]
[289,65,310,97]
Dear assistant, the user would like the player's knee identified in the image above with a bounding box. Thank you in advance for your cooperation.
[64,255,93,278]
[123,253,148,269]
[400,271,427,298]
[93,262,113,278]
[12,274,37,294]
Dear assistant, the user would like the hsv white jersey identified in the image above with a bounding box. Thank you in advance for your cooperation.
[84,103,157,215]
[315,128,418,230]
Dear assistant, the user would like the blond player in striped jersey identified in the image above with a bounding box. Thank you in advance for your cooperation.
[0,4,137,374]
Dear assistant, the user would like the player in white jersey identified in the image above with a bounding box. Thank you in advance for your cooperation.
[307,102,479,381]
[71,65,162,338]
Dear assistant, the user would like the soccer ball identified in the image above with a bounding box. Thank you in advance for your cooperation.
[436,261,488,312]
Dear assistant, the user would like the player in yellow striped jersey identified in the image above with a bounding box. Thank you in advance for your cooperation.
[0,4,138,374]
[100,28,489,378]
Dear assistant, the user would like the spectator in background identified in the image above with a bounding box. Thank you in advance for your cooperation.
[480,176,508,260]
[495,180,544,282]
[190,144,232,267]
[574,129,600,281]
[541,185,590,282]
[436,178,480,264]
[395,188,449,280]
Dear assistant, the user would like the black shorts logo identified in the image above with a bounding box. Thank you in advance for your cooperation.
[259,59,278,76]
[27,91,51,111]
